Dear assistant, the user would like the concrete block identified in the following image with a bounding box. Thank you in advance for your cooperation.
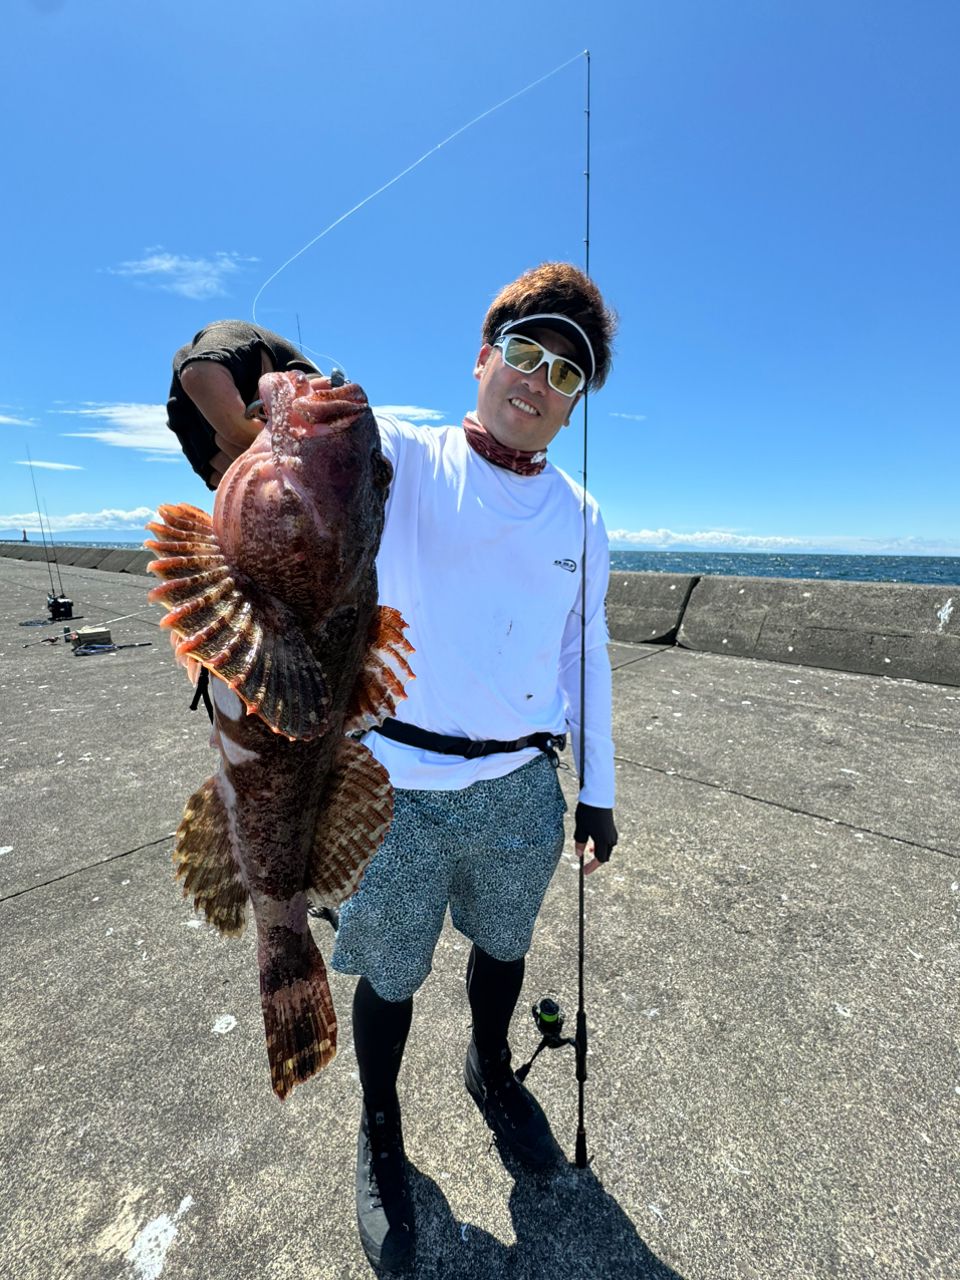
[97,548,146,573]
[1,545,48,561]
[47,545,91,566]
[678,575,960,686]
[605,572,698,643]
[120,551,155,575]
[65,548,113,568]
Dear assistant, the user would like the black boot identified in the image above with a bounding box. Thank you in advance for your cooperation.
[464,1039,561,1170]
[355,1105,415,1272]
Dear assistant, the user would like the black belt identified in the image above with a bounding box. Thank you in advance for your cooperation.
[372,717,565,761]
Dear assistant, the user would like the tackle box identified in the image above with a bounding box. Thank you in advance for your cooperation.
[72,625,113,648]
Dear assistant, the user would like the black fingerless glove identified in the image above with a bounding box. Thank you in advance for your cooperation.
[573,803,618,864]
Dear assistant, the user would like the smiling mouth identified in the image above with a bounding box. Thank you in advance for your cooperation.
[509,397,539,417]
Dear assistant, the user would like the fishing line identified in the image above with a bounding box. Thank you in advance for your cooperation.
[250,50,587,329]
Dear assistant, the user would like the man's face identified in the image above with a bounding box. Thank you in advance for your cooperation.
[474,326,583,453]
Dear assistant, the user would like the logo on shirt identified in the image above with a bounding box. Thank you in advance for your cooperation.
[554,558,577,573]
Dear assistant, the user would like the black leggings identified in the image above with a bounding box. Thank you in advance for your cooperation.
[352,945,525,1111]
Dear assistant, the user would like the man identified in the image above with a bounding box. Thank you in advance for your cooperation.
[169,265,618,1272]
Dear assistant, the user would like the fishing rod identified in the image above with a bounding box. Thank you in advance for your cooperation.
[513,50,595,1171]
[575,45,593,1172]
[25,446,56,596]
[248,46,602,1162]
[24,446,74,621]
[43,498,66,597]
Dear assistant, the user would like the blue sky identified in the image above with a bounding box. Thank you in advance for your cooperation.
[4,0,959,553]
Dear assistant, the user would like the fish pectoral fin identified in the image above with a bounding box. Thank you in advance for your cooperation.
[145,502,219,549]
[174,776,249,936]
[146,502,331,740]
[343,605,416,734]
[261,934,337,1100]
[307,738,394,907]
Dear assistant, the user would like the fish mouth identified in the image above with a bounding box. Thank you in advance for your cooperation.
[294,376,368,436]
[262,371,370,438]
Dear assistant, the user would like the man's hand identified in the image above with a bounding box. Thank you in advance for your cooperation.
[180,362,265,489]
[574,803,618,875]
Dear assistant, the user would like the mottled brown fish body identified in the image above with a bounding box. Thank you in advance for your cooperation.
[148,372,413,1099]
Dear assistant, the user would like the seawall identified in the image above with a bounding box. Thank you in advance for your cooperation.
[606,570,960,687]
[4,544,958,687]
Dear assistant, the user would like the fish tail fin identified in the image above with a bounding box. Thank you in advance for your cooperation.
[173,776,249,935]
[261,934,337,1100]
[146,503,331,740]
[307,737,394,907]
[343,605,416,734]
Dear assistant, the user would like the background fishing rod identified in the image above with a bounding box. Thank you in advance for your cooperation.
[24,446,74,621]
[25,445,56,597]
[43,498,66,599]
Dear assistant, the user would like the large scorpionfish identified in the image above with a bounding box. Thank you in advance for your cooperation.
[146,371,413,1099]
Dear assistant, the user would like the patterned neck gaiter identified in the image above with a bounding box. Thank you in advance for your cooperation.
[461,414,547,477]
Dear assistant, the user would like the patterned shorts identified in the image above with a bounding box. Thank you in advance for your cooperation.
[331,754,567,1002]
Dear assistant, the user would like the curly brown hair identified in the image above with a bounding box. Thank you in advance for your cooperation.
[481,262,617,391]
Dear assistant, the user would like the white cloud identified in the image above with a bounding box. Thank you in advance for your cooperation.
[0,507,156,534]
[107,249,257,300]
[610,527,812,550]
[608,527,960,555]
[0,414,35,427]
[59,403,178,454]
[609,412,647,422]
[59,399,450,454]
[13,460,83,471]
[373,404,447,422]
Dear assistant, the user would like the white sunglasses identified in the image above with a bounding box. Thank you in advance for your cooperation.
[493,334,586,398]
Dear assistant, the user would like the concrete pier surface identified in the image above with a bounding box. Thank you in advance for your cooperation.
[1,556,958,1280]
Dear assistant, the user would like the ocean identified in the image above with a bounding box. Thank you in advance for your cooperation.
[5,539,960,586]
[610,551,960,585]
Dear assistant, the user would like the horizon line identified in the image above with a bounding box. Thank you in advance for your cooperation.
[3,533,959,560]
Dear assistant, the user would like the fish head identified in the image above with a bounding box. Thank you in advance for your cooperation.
[214,371,391,615]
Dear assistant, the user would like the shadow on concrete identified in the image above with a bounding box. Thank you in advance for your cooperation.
[396,1161,683,1280]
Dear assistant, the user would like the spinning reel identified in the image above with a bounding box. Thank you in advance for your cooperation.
[515,996,580,1083]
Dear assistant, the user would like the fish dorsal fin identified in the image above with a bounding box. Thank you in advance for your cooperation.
[146,503,331,740]
[306,738,394,907]
[172,774,249,936]
[343,605,416,734]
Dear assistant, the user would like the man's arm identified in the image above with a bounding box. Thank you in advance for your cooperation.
[558,502,617,875]
[179,362,264,489]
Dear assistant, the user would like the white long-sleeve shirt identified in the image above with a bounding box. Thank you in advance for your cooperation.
[364,415,615,807]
